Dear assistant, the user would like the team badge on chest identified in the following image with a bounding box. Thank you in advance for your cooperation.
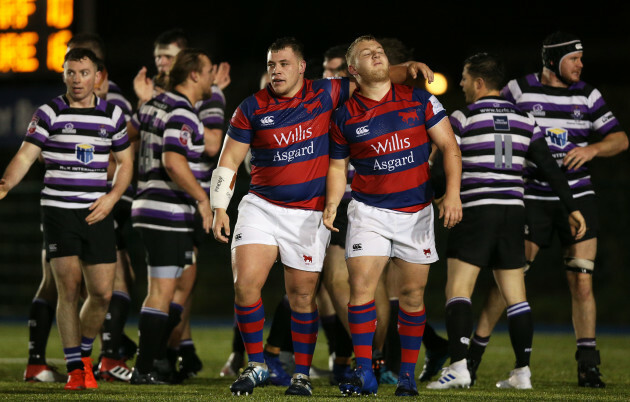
[76,144,94,164]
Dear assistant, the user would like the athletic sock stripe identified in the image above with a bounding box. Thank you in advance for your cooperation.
[446,297,471,307]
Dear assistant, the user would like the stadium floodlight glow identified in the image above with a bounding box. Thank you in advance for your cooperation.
[426,72,448,95]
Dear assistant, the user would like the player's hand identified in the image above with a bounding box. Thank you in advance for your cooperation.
[133,66,154,106]
[94,68,109,98]
[212,208,231,243]
[0,179,9,200]
[197,198,213,234]
[438,192,462,229]
[407,62,434,84]
[563,146,597,171]
[568,210,587,240]
[323,203,339,232]
[86,193,117,225]
[214,62,231,90]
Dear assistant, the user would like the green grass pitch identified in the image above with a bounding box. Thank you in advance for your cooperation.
[0,323,628,400]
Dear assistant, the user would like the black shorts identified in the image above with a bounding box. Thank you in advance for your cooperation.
[192,211,209,249]
[447,205,525,270]
[329,199,350,248]
[112,199,132,250]
[525,196,598,248]
[138,227,194,268]
[42,206,116,264]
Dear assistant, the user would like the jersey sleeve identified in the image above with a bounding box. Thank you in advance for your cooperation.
[111,106,131,152]
[23,105,52,148]
[163,111,196,156]
[328,77,351,109]
[449,110,465,146]
[197,86,226,130]
[420,90,447,129]
[329,110,350,160]
[588,88,623,137]
[501,79,519,104]
[226,101,254,144]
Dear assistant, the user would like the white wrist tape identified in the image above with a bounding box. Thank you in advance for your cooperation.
[210,166,236,210]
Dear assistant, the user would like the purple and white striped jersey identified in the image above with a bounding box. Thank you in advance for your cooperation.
[194,85,225,191]
[501,73,622,200]
[131,91,205,233]
[106,80,133,123]
[450,96,544,208]
[24,95,129,209]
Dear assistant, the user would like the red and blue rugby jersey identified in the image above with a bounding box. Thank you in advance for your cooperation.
[330,84,446,212]
[227,78,350,210]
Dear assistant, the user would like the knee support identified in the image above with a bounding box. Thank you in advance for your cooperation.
[564,258,594,275]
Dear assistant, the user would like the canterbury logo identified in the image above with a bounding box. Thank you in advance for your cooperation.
[260,116,274,126]
[356,125,369,136]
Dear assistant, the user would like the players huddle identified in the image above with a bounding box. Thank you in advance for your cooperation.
[0,29,626,396]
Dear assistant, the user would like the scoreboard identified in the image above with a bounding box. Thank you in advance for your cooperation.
[0,0,74,78]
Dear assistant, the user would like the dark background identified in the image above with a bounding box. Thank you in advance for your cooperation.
[1,1,629,328]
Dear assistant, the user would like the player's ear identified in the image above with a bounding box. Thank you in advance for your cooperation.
[299,59,306,75]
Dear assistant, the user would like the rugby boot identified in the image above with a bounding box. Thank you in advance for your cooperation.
[64,368,86,390]
[230,362,270,396]
[496,365,532,389]
[285,373,313,396]
[339,365,378,396]
[82,357,98,389]
[96,356,132,382]
[576,349,605,388]
[395,372,419,396]
[24,364,66,383]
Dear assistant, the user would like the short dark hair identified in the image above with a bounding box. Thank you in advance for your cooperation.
[166,48,209,90]
[268,37,304,60]
[376,37,413,65]
[64,47,104,72]
[324,44,348,61]
[346,34,377,65]
[463,52,505,91]
[154,28,189,49]
[67,33,106,60]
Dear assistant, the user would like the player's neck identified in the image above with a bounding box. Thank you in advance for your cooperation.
[66,93,96,108]
[174,83,200,106]
[541,68,568,88]
[356,79,391,101]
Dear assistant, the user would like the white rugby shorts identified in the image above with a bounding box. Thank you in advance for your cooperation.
[345,199,438,264]
[231,194,330,272]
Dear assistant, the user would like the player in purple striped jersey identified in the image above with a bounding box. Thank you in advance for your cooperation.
[427,52,586,390]
[211,37,434,397]
[65,33,139,383]
[129,49,215,385]
[325,35,462,396]
[0,48,134,391]
[468,32,628,389]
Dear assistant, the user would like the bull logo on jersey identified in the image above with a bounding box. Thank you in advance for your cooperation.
[546,128,568,148]
[423,248,432,257]
[399,109,419,125]
[303,255,313,264]
[76,144,94,164]
[27,116,39,135]
[304,99,322,114]
[179,124,191,146]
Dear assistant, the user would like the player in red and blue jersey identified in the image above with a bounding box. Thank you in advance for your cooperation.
[211,37,435,397]
[324,35,462,397]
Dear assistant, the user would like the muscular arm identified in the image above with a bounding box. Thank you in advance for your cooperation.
[204,127,223,157]
[323,157,349,232]
[564,131,629,170]
[348,62,435,95]
[211,136,250,242]
[0,142,41,199]
[427,118,462,228]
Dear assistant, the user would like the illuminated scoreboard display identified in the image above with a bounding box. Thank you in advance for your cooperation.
[0,0,74,78]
